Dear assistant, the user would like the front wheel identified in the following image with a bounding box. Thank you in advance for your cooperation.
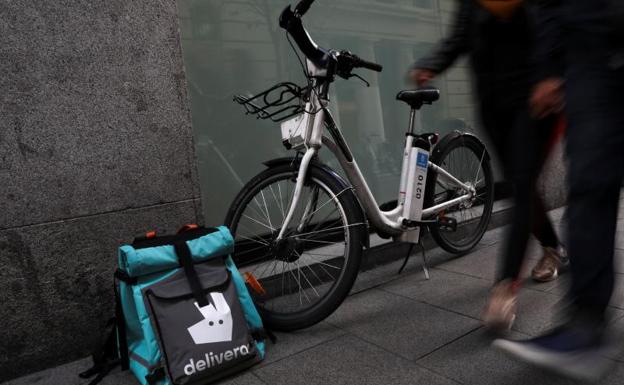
[224,162,365,331]
[424,133,494,254]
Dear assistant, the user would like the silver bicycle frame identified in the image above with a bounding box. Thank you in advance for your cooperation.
[275,63,475,241]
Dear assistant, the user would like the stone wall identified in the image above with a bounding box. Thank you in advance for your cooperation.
[0,0,201,381]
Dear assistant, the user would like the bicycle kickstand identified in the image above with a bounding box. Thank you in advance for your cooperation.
[398,241,430,280]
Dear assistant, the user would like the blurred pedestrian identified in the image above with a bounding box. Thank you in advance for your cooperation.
[410,0,568,332]
[493,0,624,380]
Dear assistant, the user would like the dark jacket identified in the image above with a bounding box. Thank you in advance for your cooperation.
[534,0,624,73]
[415,0,542,104]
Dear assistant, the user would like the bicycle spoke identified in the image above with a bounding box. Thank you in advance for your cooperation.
[269,184,286,221]
[277,182,286,221]
[259,189,274,231]
[238,234,270,246]
[229,169,355,320]
[242,213,275,232]
[286,222,362,239]
[296,257,321,298]
[473,148,486,187]
[299,188,350,225]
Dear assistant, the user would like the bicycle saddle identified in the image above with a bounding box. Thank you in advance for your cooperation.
[396,87,440,109]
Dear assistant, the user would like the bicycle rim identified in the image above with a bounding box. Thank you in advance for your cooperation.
[228,170,358,319]
[430,138,493,251]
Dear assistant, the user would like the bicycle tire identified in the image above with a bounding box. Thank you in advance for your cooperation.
[424,133,494,254]
[224,162,365,331]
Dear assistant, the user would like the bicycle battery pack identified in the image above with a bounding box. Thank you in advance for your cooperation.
[280,113,311,150]
[400,146,429,243]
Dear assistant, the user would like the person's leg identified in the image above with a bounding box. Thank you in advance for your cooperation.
[529,114,560,249]
[566,154,620,326]
[493,20,624,377]
[481,106,537,330]
[531,195,559,249]
[498,108,541,281]
[562,48,624,327]
[529,115,569,281]
[494,113,624,380]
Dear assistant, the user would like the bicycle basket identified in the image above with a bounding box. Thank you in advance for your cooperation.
[233,82,306,123]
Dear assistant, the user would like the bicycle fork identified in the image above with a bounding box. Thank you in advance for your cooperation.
[275,147,318,241]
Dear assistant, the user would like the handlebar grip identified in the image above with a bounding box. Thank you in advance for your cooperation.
[358,58,383,72]
[294,0,315,16]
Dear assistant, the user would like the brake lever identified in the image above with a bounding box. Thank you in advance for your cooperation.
[349,73,370,87]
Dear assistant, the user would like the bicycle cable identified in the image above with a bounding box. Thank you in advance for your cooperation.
[286,31,323,116]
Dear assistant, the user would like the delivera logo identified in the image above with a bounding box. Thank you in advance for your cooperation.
[183,344,252,375]
[187,293,233,344]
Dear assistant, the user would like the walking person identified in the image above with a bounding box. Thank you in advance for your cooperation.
[493,0,624,380]
[410,0,568,332]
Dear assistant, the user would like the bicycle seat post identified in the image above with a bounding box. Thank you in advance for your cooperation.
[407,108,422,135]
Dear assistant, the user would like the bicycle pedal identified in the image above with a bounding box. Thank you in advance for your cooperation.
[402,218,437,229]
[438,217,457,232]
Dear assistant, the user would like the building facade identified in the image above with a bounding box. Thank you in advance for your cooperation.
[0,0,565,381]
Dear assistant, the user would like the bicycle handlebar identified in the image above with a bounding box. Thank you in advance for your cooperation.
[279,2,382,77]
[294,0,315,17]
[279,5,329,68]
[351,55,383,72]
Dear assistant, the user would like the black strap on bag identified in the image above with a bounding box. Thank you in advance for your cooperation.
[114,277,130,371]
[145,367,166,385]
[251,328,277,344]
[79,277,130,384]
[78,317,120,385]
[173,241,210,307]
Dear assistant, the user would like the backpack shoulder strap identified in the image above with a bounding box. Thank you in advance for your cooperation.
[78,276,129,384]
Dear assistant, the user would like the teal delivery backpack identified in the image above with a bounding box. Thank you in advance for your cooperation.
[80,225,268,385]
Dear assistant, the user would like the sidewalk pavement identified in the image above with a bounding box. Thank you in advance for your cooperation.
[5,205,624,385]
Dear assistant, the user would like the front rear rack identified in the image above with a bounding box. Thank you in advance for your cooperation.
[234,82,307,122]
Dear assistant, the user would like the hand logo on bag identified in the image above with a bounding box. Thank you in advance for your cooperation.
[187,293,233,344]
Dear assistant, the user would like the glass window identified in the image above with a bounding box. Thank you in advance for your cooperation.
[178,0,485,225]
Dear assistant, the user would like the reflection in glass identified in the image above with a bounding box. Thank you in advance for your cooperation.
[178,0,483,224]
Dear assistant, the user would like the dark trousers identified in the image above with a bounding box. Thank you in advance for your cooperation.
[563,47,624,327]
[480,102,560,281]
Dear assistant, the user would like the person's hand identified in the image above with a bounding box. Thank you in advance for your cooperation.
[530,78,564,119]
[409,68,436,87]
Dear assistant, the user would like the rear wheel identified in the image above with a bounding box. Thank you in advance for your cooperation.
[224,163,365,331]
[425,134,494,254]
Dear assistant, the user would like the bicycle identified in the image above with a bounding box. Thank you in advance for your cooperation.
[226,0,494,331]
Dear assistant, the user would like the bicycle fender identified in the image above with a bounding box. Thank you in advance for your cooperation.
[432,131,490,161]
[262,157,370,249]
[262,157,349,187]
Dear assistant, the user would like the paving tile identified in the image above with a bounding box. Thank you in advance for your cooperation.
[514,290,624,338]
[614,249,624,274]
[351,245,455,295]
[380,268,491,320]
[606,274,624,310]
[512,289,564,336]
[478,225,507,247]
[543,274,571,297]
[604,315,624,363]
[261,322,346,366]
[0,357,267,385]
[219,373,266,385]
[325,289,481,361]
[418,328,582,385]
[615,231,624,250]
[253,335,456,385]
[522,239,544,261]
[548,207,567,222]
[2,358,136,385]
[521,274,568,295]
[437,244,500,282]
